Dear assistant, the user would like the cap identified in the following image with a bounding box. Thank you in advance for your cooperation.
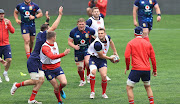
[134,26,143,36]
[0,9,5,14]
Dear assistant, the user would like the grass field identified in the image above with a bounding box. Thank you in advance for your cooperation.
[0,15,180,104]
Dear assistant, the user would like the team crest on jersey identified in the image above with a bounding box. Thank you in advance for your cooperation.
[29,6,33,10]
[149,0,152,4]
[23,29,26,33]
[85,33,89,38]
[53,47,56,50]
[143,23,146,27]
[22,7,25,9]
[141,1,145,4]
[80,39,86,44]
[48,75,52,80]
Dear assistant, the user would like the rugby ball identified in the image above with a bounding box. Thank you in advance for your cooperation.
[110,55,120,63]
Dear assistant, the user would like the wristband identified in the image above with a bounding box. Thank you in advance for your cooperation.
[46,18,50,23]
[157,14,161,16]
[35,15,37,19]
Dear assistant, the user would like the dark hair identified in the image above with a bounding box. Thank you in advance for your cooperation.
[40,24,48,31]
[98,28,106,32]
[47,31,56,40]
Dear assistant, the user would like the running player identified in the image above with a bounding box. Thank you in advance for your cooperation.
[14,0,43,58]
[68,18,95,86]
[133,0,161,42]
[88,28,119,99]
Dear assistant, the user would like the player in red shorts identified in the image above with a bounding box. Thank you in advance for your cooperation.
[40,31,70,104]
[125,26,157,104]
[87,0,108,18]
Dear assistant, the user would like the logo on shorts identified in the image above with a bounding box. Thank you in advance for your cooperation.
[143,23,146,27]
[29,6,33,10]
[22,7,25,9]
[104,63,107,67]
[9,52,11,55]
[33,33,36,36]
[48,75,52,80]
[75,57,78,61]
[85,33,89,38]
[60,71,63,74]
[23,29,26,33]
[92,61,95,65]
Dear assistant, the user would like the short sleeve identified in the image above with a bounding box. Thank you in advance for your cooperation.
[34,4,40,12]
[16,4,20,11]
[134,0,140,7]
[86,19,92,27]
[69,30,74,39]
[107,35,111,41]
[41,31,47,39]
[94,41,102,52]
[153,0,158,6]
[89,27,95,36]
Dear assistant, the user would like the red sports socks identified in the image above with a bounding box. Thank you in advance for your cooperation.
[29,90,38,101]
[15,81,25,88]
[90,76,95,92]
[129,100,134,104]
[26,52,31,59]
[101,79,107,94]
[54,90,62,102]
[78,70,85,81]
[148,96,154,104]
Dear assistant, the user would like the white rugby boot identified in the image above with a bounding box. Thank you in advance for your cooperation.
[79,80,86,86]
[90,92,95,99]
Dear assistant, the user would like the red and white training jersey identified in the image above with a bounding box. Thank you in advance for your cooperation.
[40,42,61,64]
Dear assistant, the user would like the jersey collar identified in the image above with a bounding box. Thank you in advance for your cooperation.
[46,41,54,46]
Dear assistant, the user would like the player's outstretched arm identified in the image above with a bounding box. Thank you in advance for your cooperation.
[133,6,138,27]
[110,39,119,57]
[47,6,63,32]
[45,11,50,25]
[14,9,21,24]
[154,4,161,22]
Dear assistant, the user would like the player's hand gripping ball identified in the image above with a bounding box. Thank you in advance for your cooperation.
[110,55,120,63]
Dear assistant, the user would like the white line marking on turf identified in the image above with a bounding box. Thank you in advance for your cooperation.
[14,28,180,31]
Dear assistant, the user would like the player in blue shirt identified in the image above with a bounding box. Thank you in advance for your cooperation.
[133,0,161,42]
[14,0,43,59]
[11,7,64,104]
[68,18,95,86]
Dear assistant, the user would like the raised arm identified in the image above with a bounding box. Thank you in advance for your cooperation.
[47,6,63,32]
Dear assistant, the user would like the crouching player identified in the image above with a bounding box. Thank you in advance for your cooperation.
[88,28,119,99]
[40,31,70,104]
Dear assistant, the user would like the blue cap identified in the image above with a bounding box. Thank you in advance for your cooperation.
[134,26,143,36]
[0,9,5,14]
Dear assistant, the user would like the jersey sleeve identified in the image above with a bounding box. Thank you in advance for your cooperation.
[134,0,140,7]
[89,27,95,36]
[69,30,74,39]
[41,31,47,39]
[153,0,158,6]
[86,19,92,27]
[107,35,111,41]
[34,3,40,12]
[94,41,102,52]
[15,4,21,11]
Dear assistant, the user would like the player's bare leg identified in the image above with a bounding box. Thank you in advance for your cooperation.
[126,85,134,104]
[76,61,86,86]
[84,55,90,83]
[99,67,108,98]
[22,33,31,58]
[90,68,96,99]
[87,7,92,17]
[56,74,67,99]
[142,28,150,42]
[3,58,11,82]
[144,85,154,104]
[30,36,35,53]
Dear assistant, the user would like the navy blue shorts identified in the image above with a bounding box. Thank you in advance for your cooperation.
[44,67,64,81]
[128,70,150,82]
[21,24,36,36]
[27,58,42,73]
[89,56,107,71]
[74,51,89,62]
[0,45,12,59]
[138,20,153,30]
